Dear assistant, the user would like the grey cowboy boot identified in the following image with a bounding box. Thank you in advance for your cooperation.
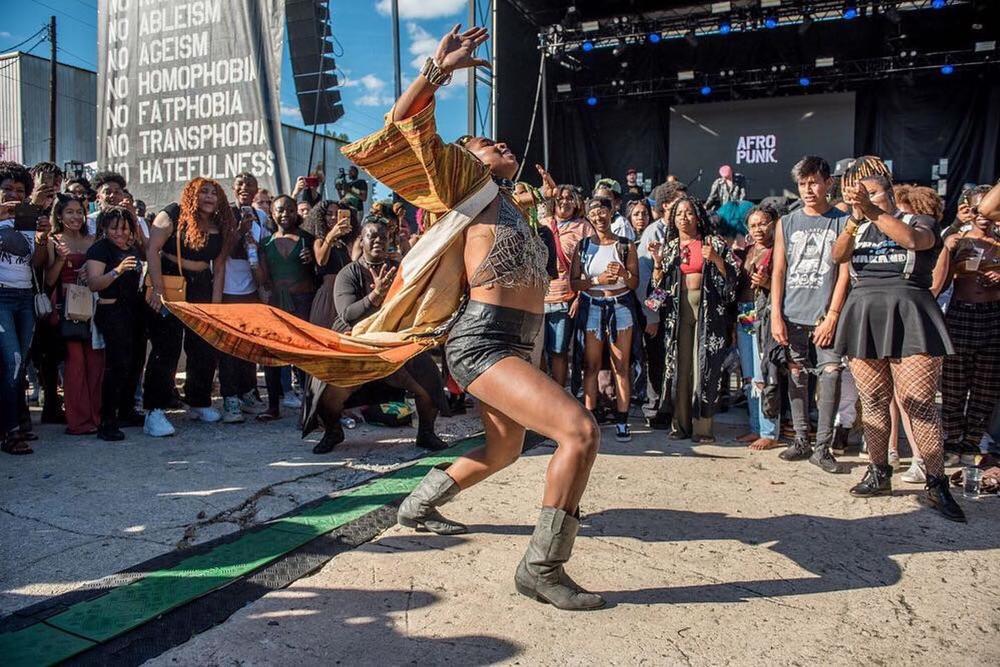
[514,507,605,611]
[397,465,468,535]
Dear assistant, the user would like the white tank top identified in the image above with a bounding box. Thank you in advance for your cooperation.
[581,239,626,292]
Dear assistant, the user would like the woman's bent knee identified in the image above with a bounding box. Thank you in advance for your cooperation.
[558,410,600,462]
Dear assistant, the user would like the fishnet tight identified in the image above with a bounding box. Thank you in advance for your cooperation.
[848,355,945,477]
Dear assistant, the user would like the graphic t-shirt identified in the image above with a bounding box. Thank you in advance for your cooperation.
[780,206,848,325]
[850,211,940,289]
[0,221,36,288]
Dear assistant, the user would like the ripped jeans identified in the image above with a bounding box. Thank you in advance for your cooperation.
[736,321,778,438]
[0,288,36,435]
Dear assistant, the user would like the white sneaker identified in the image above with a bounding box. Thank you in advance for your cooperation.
[888,450,901,470]
[239,392,266,415]
[281,393,302,409]
[222,397,244,424]
[189,406,222,423]
[143,409,176,437]
[900,460,926,484]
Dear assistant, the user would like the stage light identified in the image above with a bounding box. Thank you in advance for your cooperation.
[700,85,712,96]
[648,33,661,43]
[581,40,594,52]
[799,76,811,86]
[975,40,996,52]
[677,70,696,81]
[581,20,600,33]
[940,64,954,75]
[931,0,946,9]
[719,20,732,34]
[556,83,572,93]
[586,96,598,106]
[764,15,779,29]
[843,3,858,20]
[711,1,731,13]
[816,56,835,68]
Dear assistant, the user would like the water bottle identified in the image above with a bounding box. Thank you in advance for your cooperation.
[246,243,259,267]
[340,416,357,429]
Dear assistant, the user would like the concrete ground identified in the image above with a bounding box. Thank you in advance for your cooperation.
[0,401,484,616]
[149,415,1000,666]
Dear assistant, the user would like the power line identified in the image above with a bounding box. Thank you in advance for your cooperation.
[57,46,96,69]
[26,0,96,29]
[0,66,97,107]
[1,25,47,53]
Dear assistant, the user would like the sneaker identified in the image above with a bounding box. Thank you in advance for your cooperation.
[900,460,926,484]
[97,423,125,442]
[779,437,813,461]
[615,422,632,442]
[189,406,221,422]
[888,449,901,470]
[143,409,176,437]
[281,393,303,409]
[809,445,847,474]
[222,397,245,424]
[239,392,266,415]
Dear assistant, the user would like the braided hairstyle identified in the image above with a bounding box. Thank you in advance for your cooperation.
[842,155,895,211]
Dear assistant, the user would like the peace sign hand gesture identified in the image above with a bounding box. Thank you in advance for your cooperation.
[370,264,398,306]
[435,25,490,74]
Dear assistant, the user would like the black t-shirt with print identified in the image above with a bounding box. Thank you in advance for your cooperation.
[86,238,142,301]
[850,211,940,288]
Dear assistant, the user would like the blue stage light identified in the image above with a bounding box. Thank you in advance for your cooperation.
[586,96,598,106]
[764,16,778,29]
[700,85,712,96]
[719,21,731,35]
[931,0,946,8]
[648,33,661,44]
[582,40,594,52]
[799,77,811,87]
[843,7,858,20]
[940,64,954,75]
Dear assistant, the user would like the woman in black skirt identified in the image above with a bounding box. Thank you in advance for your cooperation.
[831,156,964,522]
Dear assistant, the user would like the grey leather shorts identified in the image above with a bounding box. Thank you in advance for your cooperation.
[445,300,542,390]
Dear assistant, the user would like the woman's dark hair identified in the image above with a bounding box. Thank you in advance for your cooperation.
[93,170,127,191]
[553,185,584,219]
[746,204,779,225]
[960,184,992,205]
[30,161,64,181]
[94,205,138,240]
[302,199,359,245]
[0,161,33,196]
[64,176,94,200]
[665,195,714,242]
[626,198,652,218]
[50,193,89,235]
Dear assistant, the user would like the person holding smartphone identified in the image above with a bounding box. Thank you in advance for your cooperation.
[0,162,52,454]
[86,207,144,441]
[303,200,358,329]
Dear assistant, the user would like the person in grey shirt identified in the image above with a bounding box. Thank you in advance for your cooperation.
[637,181,686,428]
[770,156,851,473]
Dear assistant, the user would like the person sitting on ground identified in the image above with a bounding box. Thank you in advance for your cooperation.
[303,218,449,454]
[570,197,640,442]
[649,195,738,443]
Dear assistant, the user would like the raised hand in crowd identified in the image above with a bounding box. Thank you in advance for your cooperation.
[701,237,727,274]
[435,24,490,73]
[535,164,558,199]
[369,263,397,306]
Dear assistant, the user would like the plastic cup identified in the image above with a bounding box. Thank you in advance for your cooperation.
[963,467,982,499]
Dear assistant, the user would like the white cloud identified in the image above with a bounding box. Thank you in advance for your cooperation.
[0,31,11,38]
[375,0,465,20]
[407,22,439,70]
[357,93,396,107]
[279,103,301,121]
[343,73,387,92]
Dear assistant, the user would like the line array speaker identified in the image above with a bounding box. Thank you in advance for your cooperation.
[286,0,344,124]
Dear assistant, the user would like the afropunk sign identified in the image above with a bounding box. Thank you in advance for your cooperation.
[97,0,289,207]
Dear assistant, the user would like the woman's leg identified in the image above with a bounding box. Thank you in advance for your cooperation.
[849,358,894,466]
[960,318,1000,453]
[890,355,965,522]
[142,308,184,410]
[608,326,633,414]
[673,288,697,437]
[63,341,90,433]
[581,331,604,412]
[86,345,105,430]
[736,325,760,438]
[444,400,527,489]
[940,306,972,450]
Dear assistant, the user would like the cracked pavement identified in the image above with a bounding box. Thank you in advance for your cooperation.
[150,414,999,666]
[0,405,485,615]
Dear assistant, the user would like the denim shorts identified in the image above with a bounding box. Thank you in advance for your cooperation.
[543,301,573,354]
[583,293,634,342]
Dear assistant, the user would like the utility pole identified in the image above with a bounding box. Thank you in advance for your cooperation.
[467,0,476,136]
[48,15,57,162]
[391,0,401,98]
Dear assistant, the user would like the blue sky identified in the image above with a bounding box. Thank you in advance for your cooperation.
[2,0,475,142]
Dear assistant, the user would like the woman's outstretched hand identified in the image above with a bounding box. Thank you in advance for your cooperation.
[436,25,490,74]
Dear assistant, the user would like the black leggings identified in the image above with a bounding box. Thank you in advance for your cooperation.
[143,269,218,409]
[95,300,143,423]
[218,292,260,398]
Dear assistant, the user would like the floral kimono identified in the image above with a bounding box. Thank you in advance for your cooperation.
[654,235,738,419]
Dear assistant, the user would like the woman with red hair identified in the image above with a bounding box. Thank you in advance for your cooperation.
[142,178,236,436]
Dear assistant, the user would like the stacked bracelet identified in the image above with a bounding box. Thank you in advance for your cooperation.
[420,57,453,87]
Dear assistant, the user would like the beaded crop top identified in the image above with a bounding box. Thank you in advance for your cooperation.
[468,192,550,291]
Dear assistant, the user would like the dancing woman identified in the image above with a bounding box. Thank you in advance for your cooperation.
[346,25,604,610]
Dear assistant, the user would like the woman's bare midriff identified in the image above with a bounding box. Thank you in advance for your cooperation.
[684,273,703,292]
[462,200,546,314]
[952,272,1000,303]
